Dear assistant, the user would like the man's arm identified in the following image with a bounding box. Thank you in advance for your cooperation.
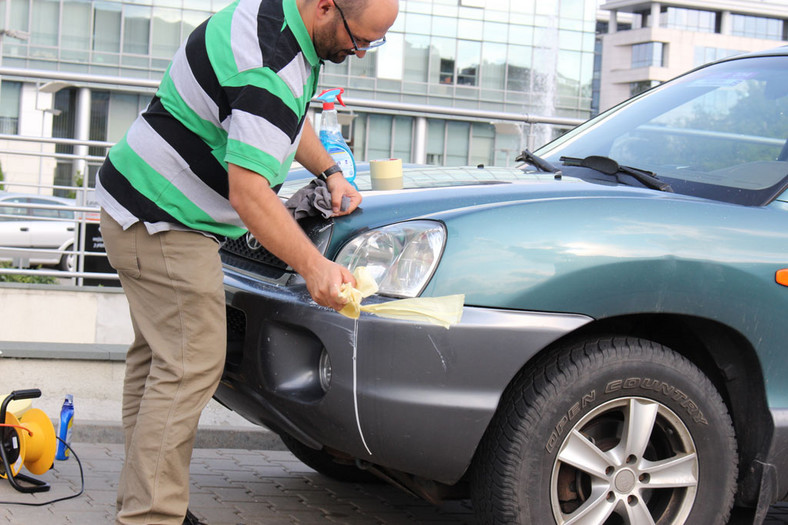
[296,118,362,216]
[228,162,354,311]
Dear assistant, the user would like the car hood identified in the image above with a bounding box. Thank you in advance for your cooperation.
[296,166,699,257]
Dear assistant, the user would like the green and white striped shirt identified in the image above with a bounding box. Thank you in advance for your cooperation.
[97,0,321,239]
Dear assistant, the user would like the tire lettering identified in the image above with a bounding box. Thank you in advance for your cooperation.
[583,392,596,406]
[604,378,709,425]
[555,415,569,437]
[624,377,641,388]
[546,390,596,453]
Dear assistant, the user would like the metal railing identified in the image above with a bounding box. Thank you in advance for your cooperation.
[0,198,114,285]
[0,67,586,285]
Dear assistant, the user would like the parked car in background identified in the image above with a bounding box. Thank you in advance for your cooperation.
[0,191,77,271]
[215,47,788,524]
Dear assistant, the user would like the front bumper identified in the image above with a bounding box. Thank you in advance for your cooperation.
[216,263,592,484]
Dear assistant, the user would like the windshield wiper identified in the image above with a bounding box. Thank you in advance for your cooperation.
[560,155,673,192]
[516,149,562,175]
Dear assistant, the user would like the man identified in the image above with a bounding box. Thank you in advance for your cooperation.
[96,0,399,523]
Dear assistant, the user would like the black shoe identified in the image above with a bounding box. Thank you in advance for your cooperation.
[183,508,207,525]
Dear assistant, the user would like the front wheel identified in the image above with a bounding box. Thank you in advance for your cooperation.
[471,337,737,524]
[58,245,75,272]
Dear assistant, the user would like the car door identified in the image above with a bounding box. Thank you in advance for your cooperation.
[25,197,76,250]
[0,197,33,248]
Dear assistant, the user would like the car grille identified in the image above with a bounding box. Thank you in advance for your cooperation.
[220,216,333,270]
[225,305,246,371]
[226,305,246,342]
[222,236,289,269]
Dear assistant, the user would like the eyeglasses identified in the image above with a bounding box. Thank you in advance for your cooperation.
[333,1,386,52]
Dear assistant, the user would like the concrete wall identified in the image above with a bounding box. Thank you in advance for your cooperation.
[0,283,133,347]
[0,284,260,435]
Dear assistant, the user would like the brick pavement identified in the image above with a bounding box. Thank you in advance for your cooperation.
[1,442,787,524]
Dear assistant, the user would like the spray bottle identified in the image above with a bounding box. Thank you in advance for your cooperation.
[55,394,74,460]
[316,88,356,184]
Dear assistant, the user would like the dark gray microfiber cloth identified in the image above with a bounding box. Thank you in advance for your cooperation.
[285,178,349,219]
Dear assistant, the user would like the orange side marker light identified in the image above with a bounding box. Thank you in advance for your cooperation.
[777,269,788,287]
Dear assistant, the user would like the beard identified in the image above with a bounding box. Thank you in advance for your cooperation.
[313,24,355,64]
[324,48,354,64]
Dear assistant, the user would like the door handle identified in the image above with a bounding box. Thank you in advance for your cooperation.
[20,227,29,232]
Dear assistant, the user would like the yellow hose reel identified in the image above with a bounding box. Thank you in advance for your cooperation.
[0,389,57,493]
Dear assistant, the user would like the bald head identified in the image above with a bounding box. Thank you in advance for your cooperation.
[354,0,398,39]
[341,0,398,21]
[304,0,399,63]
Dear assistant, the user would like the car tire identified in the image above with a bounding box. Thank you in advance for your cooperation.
[58,245,75,272]
[471,336,737,524]
[279,432,381,483]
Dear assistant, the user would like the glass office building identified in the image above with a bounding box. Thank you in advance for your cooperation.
[0,0,598,191]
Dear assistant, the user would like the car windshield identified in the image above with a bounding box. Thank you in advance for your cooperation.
[536,55,788,206]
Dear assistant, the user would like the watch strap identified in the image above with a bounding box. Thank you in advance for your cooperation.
[318,164,342,181]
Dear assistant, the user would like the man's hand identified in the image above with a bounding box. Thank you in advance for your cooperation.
[302,258,357,311]
[229,163,355,312]
[326,172,361,216]
[294,119,362,216]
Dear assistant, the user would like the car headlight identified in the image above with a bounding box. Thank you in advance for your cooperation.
[335,220,446,298]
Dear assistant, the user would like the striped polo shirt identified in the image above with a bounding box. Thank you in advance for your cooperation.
[97,0,321,239]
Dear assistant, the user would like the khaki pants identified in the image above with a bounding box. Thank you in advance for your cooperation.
[101,211,226,525]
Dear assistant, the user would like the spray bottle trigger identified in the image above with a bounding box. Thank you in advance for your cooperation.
[317,88,346,107]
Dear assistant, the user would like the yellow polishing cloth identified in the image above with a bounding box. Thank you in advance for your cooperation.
[338,267,464,329]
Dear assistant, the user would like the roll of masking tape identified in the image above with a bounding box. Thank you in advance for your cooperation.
[370,158,403,190]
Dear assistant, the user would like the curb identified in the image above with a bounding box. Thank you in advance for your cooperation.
[69,420,287,451]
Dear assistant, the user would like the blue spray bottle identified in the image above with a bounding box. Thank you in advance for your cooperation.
[316,88,356,184]
[55,394,74,460]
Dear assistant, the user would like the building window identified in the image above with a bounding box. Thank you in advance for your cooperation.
[439,59,454,84]
[393,116,413,162]
[31,0,59,59]
[123,5,152,56]
[446,121,470,165]
[457,64,477,85]
[426,119,445,165]
[93,3,122,53]
[693,47,744,67]
[481,41,507,91]
[52,88,77,191]
[730,14,783,41]
[431,37,456,85]
[470,122,494,167]
[660,7,717,33]
[366,114,393,160]
[631,42,665,69]
[61,1,92,64]
[506,45,531,92]
[0,81,21,134]
[151,7,184,60]
[630,80,659,98]
[404,35,429,83]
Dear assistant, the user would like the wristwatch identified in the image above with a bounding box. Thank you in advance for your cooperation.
[317,164,342,181]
